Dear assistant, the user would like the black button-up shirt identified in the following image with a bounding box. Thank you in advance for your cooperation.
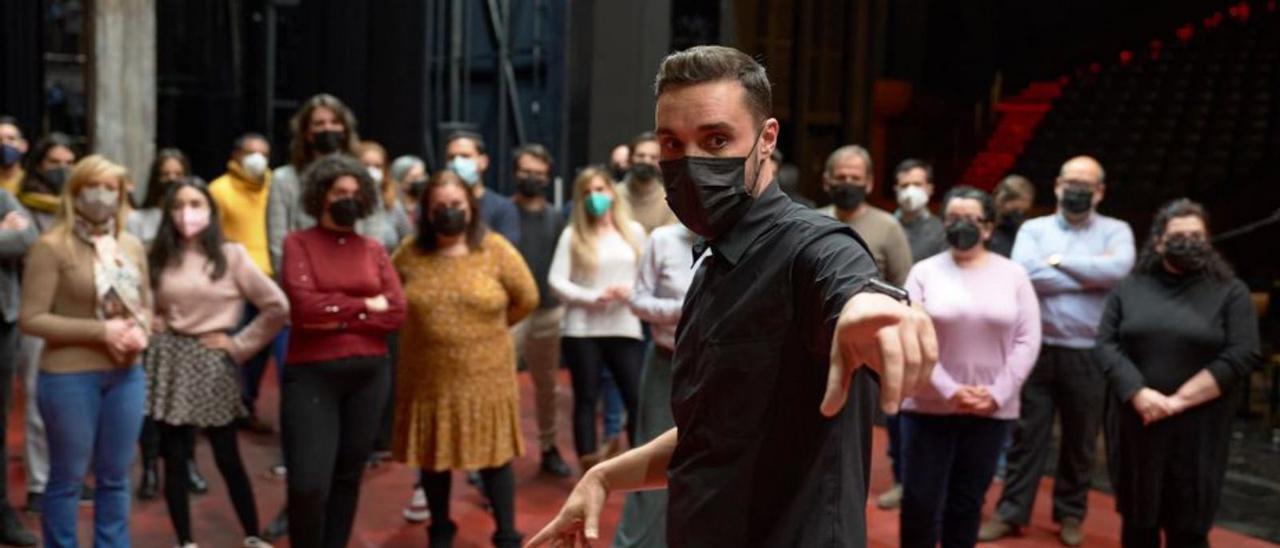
[668,182,880,547]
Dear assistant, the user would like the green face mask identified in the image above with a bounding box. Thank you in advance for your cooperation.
[585,192,613,218]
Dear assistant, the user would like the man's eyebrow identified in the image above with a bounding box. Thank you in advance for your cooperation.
[655,122,736,136]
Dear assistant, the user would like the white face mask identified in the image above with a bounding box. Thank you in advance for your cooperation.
[241,152,268,178]
[172,206,211,239]
[897,185,929,212]
[367,166,384,184]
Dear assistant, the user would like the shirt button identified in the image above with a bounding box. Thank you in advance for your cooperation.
[358,312,367,320]
[338,237,346,245]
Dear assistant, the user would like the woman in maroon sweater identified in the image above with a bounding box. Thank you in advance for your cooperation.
[279,154,406,547]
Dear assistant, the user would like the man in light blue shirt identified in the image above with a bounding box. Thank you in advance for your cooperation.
[981,156,1134,546]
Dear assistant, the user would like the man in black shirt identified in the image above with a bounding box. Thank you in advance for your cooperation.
[529,45,938,548]
[509,143,572,478]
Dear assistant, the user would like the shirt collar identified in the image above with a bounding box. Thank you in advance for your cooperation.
[706,181,789,267]
[894,208,931,223]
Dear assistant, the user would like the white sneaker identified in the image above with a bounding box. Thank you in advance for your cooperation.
[244,537,273,548]
[177,543,197,548]
[402,486,431,523]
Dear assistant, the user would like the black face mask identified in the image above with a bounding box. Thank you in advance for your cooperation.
[312,130,344,154]
[515,176,546,198]
[1162,236,1210,273]
[41,167,70,193]
[829,184,867,210]
[610,164,628,181]
[432,206,468,236]
[660,139,764,240]
[945,219,982,251]
[327,197,361,228]
[630,162,659,182]
[1060,187,1094,215]
[406,180,428,199]
[998,210,1025,230]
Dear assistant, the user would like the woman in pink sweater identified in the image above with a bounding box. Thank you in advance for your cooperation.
[144,179,288,548]
[897,185,1041,548]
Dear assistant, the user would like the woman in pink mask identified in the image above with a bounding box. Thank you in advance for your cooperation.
[144,179,288,548]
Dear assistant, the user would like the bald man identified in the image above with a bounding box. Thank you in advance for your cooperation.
[979,156,1134,546]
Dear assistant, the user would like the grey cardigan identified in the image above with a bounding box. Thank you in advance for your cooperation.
[0,190,39,323]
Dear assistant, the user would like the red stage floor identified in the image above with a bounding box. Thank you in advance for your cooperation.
[5,366,1274,547]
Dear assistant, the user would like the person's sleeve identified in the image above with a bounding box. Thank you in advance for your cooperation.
[628,232,682,325]
[495,200,522,246]
[346,242,408,335]
[1056,221,1136,290]
[393,201,415,244]
[989,269,1043,410]
[883,223,913,286]
[226,245,290,364]
[1012,221,1085,295]
[794,231,877,364]
[1202,280,1262,393]
[280,234,372,329]
[19,239,106,344]
[548,229,604,306]
[495,235,539,326]
[0,196,37,259]
[1093,284,1147,402]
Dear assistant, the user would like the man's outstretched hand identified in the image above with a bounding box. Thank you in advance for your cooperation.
[525,468,609,547]
[822,291,938,417]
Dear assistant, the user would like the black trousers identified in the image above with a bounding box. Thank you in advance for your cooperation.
[561,337,643,458]
[1121,521,1209,548]
[371,331,399,453]
[158,422,259,543]
[421,464,520,547]
[0,321,19,509]
[282,355,390,548]
[995,345,1106,525]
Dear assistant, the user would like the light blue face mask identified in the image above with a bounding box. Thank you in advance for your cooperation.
[448,156,480,186]
[585,191,613,218]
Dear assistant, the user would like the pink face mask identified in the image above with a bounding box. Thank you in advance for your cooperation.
[172,206,211,239]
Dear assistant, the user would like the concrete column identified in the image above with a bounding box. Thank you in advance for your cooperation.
[90,0,155,197]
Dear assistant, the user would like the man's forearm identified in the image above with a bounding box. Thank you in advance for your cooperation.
[591,427,678,494]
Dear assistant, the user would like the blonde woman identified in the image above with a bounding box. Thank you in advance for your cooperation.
[548,166,647,469]
[19,155,151,547]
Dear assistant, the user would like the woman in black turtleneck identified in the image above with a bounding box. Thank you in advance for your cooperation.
[1095,198,1261,548]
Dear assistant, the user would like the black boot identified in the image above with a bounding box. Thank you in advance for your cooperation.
[0,506,36,546]
[187,460,209,495]
[540,447,572,478]
[137,459,159,500]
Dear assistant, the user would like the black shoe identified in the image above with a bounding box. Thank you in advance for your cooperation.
[0,507,36,546]
[540,447,571,478]
[428,520,457,548]
[79,484,93,506]
[466,471,482,487]
[137,459,159,500]
[188,460,209,495]
[23,493,41,516]
[262,508,288,541]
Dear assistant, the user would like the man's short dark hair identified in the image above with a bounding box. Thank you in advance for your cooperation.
[654,45,773,127]
[445,130,487,155]
[0,115,20,136]
[629,131,658,153]
[233,132,267,152]
[894,158,933,184]
[300,154,378,220]
[513,143,552,170]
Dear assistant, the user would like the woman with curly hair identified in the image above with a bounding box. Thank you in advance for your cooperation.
[279,154,406,547]
[1096,198,1261,548]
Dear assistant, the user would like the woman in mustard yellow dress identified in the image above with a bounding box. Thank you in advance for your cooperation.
[391,170,538,548]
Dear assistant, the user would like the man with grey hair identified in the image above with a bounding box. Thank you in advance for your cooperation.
[980,155,1134,546]
[819,145,913,286]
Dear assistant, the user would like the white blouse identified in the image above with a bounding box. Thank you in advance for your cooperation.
[548,221,647,339]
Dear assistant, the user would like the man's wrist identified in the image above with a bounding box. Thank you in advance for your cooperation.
[1046,253,1063,268]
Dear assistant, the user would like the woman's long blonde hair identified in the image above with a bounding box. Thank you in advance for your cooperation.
[52,154,133,249]
[568,166,641,277]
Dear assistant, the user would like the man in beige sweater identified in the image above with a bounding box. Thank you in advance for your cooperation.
[616,131,677,234]
[818,144,913,287]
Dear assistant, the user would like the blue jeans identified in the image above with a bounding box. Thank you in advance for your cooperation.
[899,411,1011,548]
[38,365,146,548]
[601,369,624,438]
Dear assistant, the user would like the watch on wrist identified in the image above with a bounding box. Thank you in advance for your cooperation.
[1047,254,1063,268]
[865,278,910,305]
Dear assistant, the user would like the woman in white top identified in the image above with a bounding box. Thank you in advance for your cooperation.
[548,166,647,470]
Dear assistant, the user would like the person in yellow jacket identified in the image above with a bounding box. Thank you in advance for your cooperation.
[207,132,288,438]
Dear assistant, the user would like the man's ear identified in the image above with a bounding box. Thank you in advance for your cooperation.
[477,153,490,174]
